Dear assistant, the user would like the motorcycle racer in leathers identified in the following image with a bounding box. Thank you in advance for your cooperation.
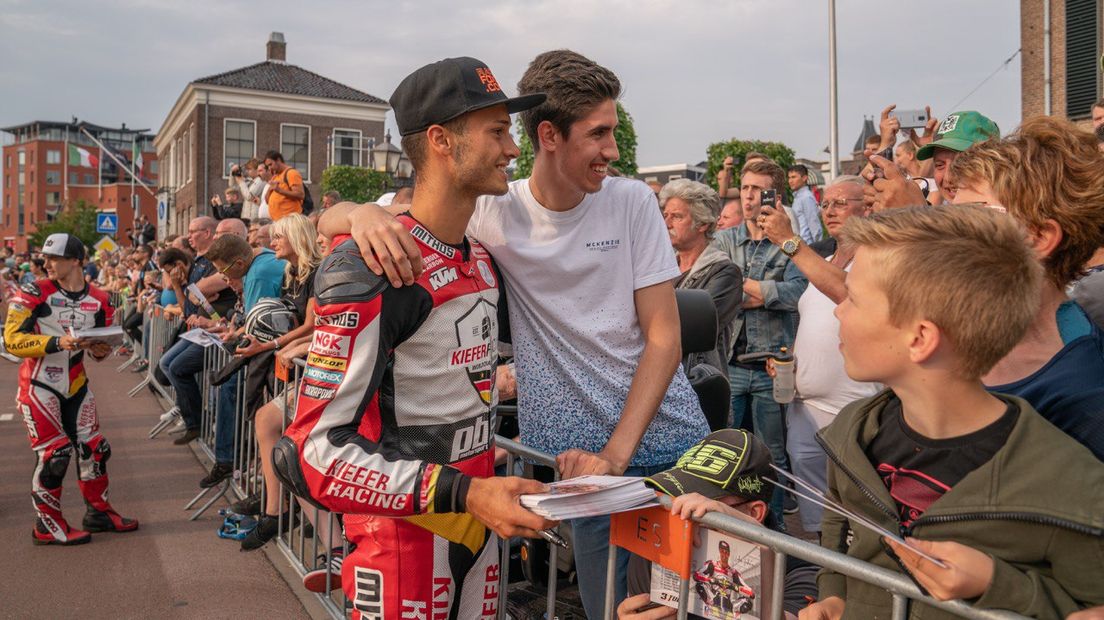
[4,233,138,545]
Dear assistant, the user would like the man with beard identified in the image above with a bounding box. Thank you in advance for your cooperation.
[273,57,554,620]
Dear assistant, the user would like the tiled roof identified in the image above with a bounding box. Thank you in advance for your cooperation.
[192,61,387,105]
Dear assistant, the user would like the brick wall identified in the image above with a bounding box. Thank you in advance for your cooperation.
[1021,0,1094,129]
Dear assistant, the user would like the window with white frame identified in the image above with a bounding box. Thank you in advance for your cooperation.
[46,150,61,165]
[224,119,256,175]
[333,129,362,167]
[281,124,310,179]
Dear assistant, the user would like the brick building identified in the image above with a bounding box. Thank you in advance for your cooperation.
[0,120,158,252]
[1021,0,1102,125]
[155,32,388,234]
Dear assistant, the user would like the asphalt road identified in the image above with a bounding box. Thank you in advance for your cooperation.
[0,354,309,619]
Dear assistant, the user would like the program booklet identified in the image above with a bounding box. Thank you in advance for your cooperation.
[519,475,659,520]
[74,325,126,346]
[650,528,775,620]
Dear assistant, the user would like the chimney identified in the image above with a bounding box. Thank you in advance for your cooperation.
[266,32,286,62]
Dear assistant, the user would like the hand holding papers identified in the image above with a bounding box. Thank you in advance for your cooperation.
[73,325,126,347]
[519,475,659,520]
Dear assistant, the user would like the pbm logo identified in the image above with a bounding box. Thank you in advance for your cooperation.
[450,414,490,462]
[429,267,458,291]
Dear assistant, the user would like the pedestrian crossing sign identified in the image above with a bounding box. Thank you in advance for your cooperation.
[96,212,119,234]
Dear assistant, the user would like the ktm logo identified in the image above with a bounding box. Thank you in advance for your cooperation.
[475,68,501,93]
[429,267,458,291]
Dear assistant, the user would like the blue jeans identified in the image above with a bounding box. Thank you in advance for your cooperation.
[728,364,789,518]
[571,462,672,620]
[214,371,239,464]
[159,339,205,430]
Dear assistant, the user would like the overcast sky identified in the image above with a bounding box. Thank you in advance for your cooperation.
[0,0,1022,166]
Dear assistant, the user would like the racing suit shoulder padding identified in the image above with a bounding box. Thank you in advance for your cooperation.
[314,240,389,305]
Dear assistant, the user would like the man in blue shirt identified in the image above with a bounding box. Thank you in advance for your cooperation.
[201,233,286,485]
[786,164,823,245]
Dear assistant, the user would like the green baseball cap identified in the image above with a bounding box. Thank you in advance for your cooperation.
[916,111,1000,160]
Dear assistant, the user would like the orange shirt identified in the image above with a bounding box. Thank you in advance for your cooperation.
[268,167,304,221]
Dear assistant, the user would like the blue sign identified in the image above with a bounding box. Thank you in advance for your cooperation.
[96,212,119,235]
[157,199,167,222]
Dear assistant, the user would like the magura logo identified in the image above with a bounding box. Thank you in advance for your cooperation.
[315,311,359,328]
[429,267,458,291]
[453,299,496,405]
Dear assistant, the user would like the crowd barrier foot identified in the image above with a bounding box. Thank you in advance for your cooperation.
[185,479,231,521]
[148,407,181,439]
[117,352,140,372]
[128,375,152,398]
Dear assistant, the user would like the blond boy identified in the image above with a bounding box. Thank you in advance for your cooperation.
[801,205,1104,620]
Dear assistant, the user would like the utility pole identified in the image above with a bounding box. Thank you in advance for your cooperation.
[828,0,840,180]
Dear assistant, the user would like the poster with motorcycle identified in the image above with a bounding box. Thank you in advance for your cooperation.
[650,528,775,619]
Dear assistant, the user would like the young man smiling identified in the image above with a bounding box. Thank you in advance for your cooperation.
[326,50,708,617]
[274,57,555,619]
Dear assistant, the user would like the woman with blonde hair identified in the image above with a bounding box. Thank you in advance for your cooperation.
[231,212,328,554]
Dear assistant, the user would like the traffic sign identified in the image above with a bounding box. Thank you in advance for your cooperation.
[93,235,118,254]
[96,212,119,235]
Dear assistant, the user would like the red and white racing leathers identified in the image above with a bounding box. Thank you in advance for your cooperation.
[3,279,130,541]
[275,217,502,620]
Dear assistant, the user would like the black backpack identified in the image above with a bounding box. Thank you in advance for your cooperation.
[301,183,314,215]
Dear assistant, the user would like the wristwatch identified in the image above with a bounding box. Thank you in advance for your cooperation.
[780,235,802,257]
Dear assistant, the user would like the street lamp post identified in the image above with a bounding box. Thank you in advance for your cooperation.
[828,0,840,180]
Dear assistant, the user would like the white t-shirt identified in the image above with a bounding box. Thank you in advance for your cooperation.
[258,182,271,220]
[469,177,708,466]
[793,259,880,415]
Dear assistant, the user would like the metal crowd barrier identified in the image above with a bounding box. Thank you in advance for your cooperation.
[492,437,1030,620]
[127,310,350,619]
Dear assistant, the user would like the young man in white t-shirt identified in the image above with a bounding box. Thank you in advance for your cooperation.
[325,50,708,617]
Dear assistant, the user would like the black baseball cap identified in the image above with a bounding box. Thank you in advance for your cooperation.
[645,429,775,505]
[390,57,546,137]
[40,233,85,261]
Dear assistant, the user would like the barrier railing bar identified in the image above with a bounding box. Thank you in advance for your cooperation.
[684,497,1027,620]
[771,550,785,620]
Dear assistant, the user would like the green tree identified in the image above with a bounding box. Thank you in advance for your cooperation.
[704,139,796,196]
[29,199,99,250]
[511,101,638,179]
[612,102,638,177]
[320,165,391,204]
[513,130,535,180]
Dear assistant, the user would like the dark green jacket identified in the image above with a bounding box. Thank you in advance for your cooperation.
[816,389,1104,620]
